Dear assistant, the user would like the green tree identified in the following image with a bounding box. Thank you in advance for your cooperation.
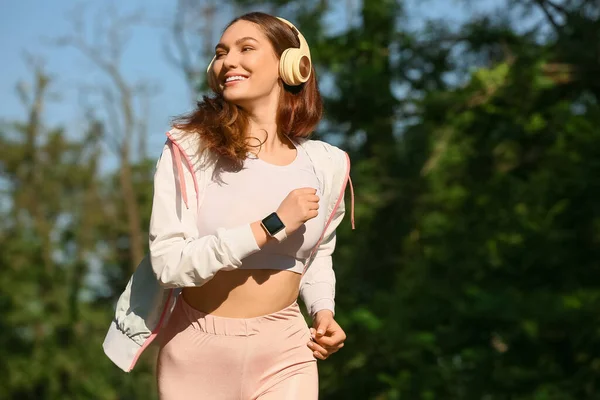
[0,62,159,399]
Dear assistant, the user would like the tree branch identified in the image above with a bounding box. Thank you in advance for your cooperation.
[533,0,563,34]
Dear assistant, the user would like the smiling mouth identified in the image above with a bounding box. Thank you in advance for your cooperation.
[224,75,248,85]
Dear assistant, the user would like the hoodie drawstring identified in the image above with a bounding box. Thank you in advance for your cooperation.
[348,175,355,230]
[172,145,189,209]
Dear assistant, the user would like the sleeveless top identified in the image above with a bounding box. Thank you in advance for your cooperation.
[196,140,327,274]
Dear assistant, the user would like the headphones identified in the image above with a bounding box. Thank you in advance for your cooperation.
[206,17,312,91]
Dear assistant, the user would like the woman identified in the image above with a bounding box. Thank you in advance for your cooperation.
[102,11,354,400]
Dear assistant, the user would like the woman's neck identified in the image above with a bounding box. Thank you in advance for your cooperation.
[246,112,290,153]
[242,88,292,153]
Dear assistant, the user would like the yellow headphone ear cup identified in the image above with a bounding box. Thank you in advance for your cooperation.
[277,17,312,86]
[280,47,312,86]
[206,55,219,92]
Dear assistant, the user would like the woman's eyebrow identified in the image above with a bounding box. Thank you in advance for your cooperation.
[215,37,259,51]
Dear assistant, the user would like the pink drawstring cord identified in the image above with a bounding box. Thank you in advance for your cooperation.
[348,175,355,230]
[172,146,189,209]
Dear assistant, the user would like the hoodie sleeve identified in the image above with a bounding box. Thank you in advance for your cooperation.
[299,150,348,318]
[148,142,261,288]
[299,197,345,318]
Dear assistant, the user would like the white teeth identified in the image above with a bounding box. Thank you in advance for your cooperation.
[225,75,247,83]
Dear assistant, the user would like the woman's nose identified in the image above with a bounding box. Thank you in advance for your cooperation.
[222,53,239,69]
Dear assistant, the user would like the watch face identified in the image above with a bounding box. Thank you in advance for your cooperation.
[263,212,285,235]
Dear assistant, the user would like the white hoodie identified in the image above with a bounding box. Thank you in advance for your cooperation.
[102,128,355,372]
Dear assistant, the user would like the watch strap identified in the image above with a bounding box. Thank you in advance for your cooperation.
[272,226,287,242]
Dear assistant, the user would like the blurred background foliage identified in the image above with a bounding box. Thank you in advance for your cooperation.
[1,0,599,398]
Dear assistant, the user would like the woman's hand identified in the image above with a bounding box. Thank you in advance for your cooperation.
[252,187,319,247]
[306,310,346,360]
[276,188,319,236]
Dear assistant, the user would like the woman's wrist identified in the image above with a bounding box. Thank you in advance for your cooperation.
[310,301,335,319]
[314,309,334,318]
[250,220,276,248]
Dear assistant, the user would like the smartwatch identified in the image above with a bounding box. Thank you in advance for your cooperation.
[261,212,287,242]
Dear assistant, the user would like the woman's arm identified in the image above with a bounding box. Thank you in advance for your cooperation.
[149,142,268,287]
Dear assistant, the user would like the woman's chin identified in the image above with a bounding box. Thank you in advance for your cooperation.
[223,89,246,101]
[223,92,254,108]
[222,86,277,108]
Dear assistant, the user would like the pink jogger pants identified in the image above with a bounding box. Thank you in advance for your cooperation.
[157,296,318,399]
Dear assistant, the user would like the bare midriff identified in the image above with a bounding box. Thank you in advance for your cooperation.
[182,269,302,318]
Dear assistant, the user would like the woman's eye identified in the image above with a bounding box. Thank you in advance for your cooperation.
[242,47,253,52]
[215,52,226,59]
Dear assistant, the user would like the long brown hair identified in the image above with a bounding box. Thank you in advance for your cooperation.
[172,12,323,166]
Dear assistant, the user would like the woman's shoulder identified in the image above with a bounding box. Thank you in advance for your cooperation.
[297,137,350,189]
[163,127,215,170]
[166,127,202,150]
[297,137,347,161]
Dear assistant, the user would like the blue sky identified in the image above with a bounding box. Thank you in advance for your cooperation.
[1,0,501,169]
[1,0,204,161]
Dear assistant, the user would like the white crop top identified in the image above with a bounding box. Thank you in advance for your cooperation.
[196,141,327,274]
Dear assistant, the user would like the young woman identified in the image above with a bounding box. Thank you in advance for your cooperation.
[102,11,355,400]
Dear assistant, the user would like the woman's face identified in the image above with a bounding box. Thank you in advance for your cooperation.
[212,20,281,108]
